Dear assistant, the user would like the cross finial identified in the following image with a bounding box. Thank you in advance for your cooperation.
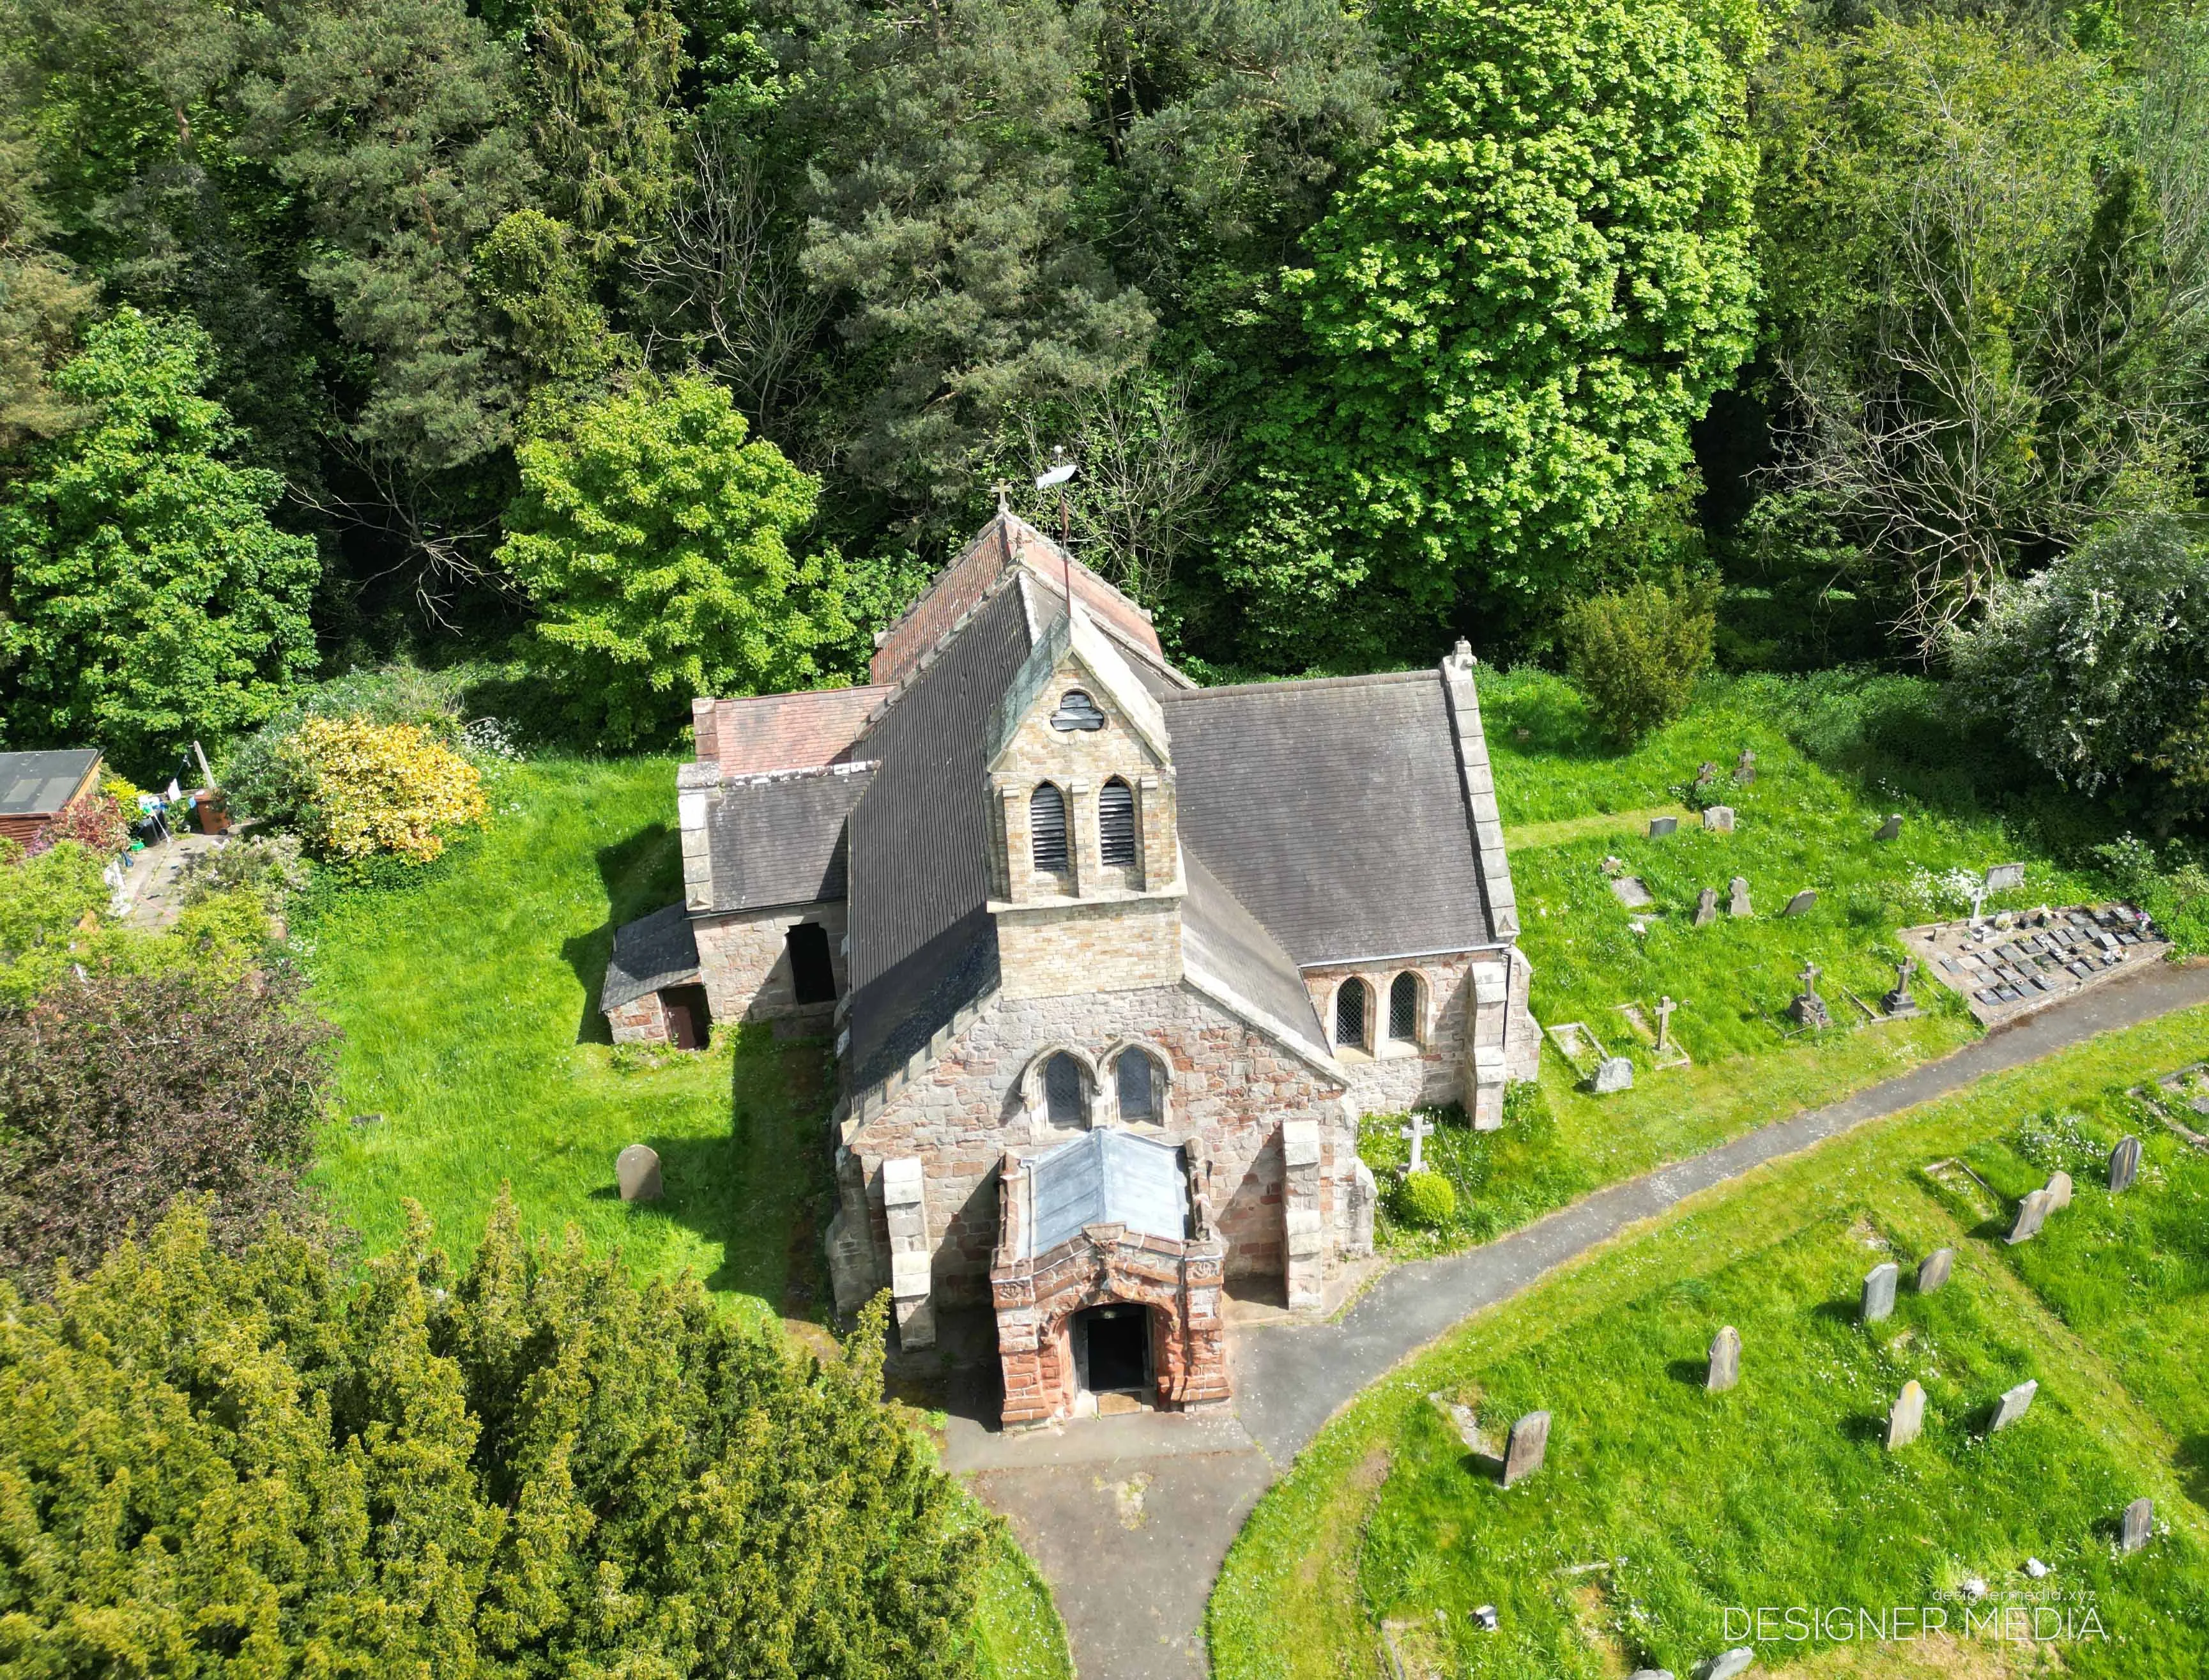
[991,479,1013,514]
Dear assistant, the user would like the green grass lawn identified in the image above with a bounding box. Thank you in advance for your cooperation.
[296,752,1070,1679]
[1212,1005,2209,1680]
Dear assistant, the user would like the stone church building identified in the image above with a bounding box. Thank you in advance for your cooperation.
[602,510,1537,1426]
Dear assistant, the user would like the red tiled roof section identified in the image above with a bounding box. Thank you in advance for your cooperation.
[869,512,1164,686]
[692,687,890,774]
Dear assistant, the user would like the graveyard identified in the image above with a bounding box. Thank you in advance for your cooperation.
[1211,1005,2209,1679]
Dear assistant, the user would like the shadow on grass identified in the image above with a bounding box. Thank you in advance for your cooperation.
[2178,1434,2209,1511]
[1664,1358,1709,1388]
[560,821,684,1046]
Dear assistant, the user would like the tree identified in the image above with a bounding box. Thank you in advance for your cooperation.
[0,1200,989,1676]
[1559,572,1718,745]
[0,309,319,770]
[527,0,687,268]
[498,374,844,742]
[0,967,335,1294]
[1236,0,1761,647]
[1950,510,2209,829]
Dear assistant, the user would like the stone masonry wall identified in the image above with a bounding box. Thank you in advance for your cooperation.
[606,991,671,1045]
[1301,952,1481,1117]
[693,900,850,1027]
[840,981,1354,1308]
[995,895,1184,1001]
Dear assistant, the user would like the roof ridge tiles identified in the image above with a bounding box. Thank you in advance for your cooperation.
[855,566,1036,737]
[1163,668,1437,701]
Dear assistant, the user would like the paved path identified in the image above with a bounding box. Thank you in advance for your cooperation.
[954,959,2209,1679]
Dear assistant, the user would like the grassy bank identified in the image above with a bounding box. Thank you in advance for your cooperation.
[1215,1005,2209,1680]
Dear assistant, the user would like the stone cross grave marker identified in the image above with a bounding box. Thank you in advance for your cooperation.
[2122,1497,2154,1554]
[1400,1111,1434,1174]
[2007,1188,2054,1244]
[616,1143,663,1202]
[1791,960,1833,1030]
[1883,957,1920,1017]
[1501,1410,1551,1486]
[2109,1135,2141,1194]
[2045,1170,2072,1210]
[1783,888,1818,917]
[1649,815,1678,837]
[1734,749,1756,784]
[1861,1261,1900,1323]
[1695,887,1718,926]
[1656,995,1679,1056]
[1707,1324,1741,1393]
[1874,813,1902,841]
[1702,805,1736,833]
[1916,1247,1953,1293]
[1729,876,1752,917]
[1886,1379,1926,1449]
[1988,1378,2038,1432]
[1695,760,1719,787]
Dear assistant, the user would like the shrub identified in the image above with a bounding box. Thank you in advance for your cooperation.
[23,791,128,858]
[1559,574,1718,745]
[176,833,309,912]
[1396,1168,1459,1230]
[0,966,335,1294]
[0,1200,989,1677]
[0,839,110,1004]
[222,663,478,823]
[269,715,489,864]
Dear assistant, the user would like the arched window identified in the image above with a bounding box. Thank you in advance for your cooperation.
[1099,777,1137,868]
[1115,1048,1156,1122]
[1388,972,1421,1043]
[1334,979,1370,1050]
[1030,783,1069,874]
[1044,1052,1086,1127]
[1050,689,1106,731]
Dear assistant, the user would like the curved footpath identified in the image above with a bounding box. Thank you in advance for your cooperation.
[948,959,2209,1679]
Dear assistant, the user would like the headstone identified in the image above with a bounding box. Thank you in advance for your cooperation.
[1612,875,1655,909]
[1861,1261,1900,1323]
[1593,1056,1634,1094]
[1791,961,1832,1030]
[1985,862,2028,892]
[1706,1324,1741,1392]
[1656,995,1679,1055]
[1874,813,1903,842]
[2044,1170,2072,1211]
[1649,815,1679,837]
[616,1143,663,1202]
[1916,1247,1953,1293]
[1701,804,1735,834]
[1472,1605,1499,1631]
[1628,1672,1676,1680]
[1400,1112,1434,1174]
[1886,1379,1926,1449]
[1704,1650,1754,1680]
[1729,876,1752,917]
[2006,1189,2053,1244]
[1734,749,1756,784]
[2109,1135,2141,1194]
[1695,760,1720,787]
[2121,1497,2153,1554]
[1501,1410,1551,1486]
[1988,1378,2037,1432]
[1695,887,1719,926]
[1782,889,1817,917]
[1883,956,1920,1017]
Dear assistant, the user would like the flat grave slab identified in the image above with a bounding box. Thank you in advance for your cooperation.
[1897,903,2171,1027]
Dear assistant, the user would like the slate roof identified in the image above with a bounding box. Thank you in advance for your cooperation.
[842,579,1039,1083]
[0,749,101,818]
[1021,1129,1190,1258]
[1163,671,1495,965]
[705,765,872,911]
[693,687,888,774]
[602,903,701,1011]
[1180,852,1327,1053]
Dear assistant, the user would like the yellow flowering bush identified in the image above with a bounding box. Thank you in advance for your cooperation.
[283,715,487,862]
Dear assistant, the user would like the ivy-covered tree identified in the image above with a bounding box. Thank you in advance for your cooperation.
[0,1200,988,1676]
[498,373,846,742]
[0,309,319,768]
[1223,0,1762,662]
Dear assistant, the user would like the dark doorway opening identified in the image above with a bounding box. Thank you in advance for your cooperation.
[663,984,712,1050]
[786,922,837,1005]
[1077,1304,1150,1395]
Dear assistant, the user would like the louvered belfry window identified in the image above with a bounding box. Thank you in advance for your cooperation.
[1336,979,1369,1050]
[1389,972,1419,1042]
[1099,777,1137,868]
[1030,783,1069,874]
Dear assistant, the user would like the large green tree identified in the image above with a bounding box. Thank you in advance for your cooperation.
[0,1199,987,1676]
[1214,0,1762,665]
[0,309,318,768]
[498,373,843,742]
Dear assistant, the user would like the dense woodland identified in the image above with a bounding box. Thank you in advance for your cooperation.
[1,0,2205,777]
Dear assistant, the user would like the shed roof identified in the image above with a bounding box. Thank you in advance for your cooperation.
[601,903,701,1011]
[693,686,888,775]
[1023,1129,1189,1258]
[705,765,872,911]
[0,749,101,819]
[1163,671,1495,965]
